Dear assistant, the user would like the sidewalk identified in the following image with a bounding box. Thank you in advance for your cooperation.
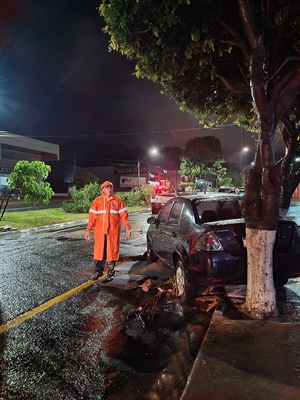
[181,286,300,400]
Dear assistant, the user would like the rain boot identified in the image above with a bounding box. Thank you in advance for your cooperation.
[92,259,105,280]
[106,262,116,278]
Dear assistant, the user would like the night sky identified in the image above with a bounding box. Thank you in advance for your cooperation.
[0,0,284,167]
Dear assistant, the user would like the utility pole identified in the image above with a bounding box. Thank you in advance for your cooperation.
[73,154,76,182]
[137,156,141,188]
[137,149,158,188]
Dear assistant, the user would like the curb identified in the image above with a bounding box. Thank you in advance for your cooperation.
[0,219,88,234]
[19,219,88,233]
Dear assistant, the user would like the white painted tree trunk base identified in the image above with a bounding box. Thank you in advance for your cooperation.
[242,228,279,319]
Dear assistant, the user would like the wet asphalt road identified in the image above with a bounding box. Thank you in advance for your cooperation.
[0,211,159,399]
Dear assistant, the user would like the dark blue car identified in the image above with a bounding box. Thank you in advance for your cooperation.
[146,194,300,301]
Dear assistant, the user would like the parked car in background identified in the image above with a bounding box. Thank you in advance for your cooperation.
[236,187,245,195]
[151,187,177,214]
[146,194,300,301]
[217,186,235,193]
[0,186,22,200]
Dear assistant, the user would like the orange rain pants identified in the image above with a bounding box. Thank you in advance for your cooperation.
[86,194,130,262]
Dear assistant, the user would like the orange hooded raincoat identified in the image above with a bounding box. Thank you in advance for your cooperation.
[86,181,131,262]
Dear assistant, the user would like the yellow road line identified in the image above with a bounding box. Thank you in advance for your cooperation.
[0,276,107,334]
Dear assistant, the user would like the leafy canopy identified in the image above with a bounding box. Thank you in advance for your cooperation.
[179,135,225,183]
[99,0,300,131]
[99,0,250,127]
[210,159,232,188]
[183,136,223,164]
[179,157,207,182]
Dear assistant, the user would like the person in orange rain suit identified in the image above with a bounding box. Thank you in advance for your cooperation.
[85,181,131,280]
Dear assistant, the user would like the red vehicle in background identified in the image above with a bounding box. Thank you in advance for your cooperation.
[151,181,177,214]
[236,187,245,195]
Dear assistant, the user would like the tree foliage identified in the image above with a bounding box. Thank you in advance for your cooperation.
[183,136,223,164]
[226,167,244,188]
[180,135,225,183]
[8,161,54,205]
[211,159,232,188]
[99,0,253,126]
[179,156,207,182]
[73,172,99,188]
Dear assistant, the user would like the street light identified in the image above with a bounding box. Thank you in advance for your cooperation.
[243,147,255,154]
[241,147,256,169]
[138,148,158,187]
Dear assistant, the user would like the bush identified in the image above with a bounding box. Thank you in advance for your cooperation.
[62,182,99,213]
[73,172,99,188]
[62,183,154,213]
[118,185,154,207]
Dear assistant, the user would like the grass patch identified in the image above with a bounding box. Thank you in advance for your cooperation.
[0,208,87,230]
[0,205,151,230]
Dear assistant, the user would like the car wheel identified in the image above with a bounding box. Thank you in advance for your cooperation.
[175,260,196,302]
[274,278,288,287]
[147,238,159,262]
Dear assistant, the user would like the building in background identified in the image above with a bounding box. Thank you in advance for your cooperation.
[0,131,59,191]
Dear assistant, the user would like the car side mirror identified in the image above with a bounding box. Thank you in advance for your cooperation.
[147,216,157,224]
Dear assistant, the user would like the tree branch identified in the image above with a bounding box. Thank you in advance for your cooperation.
[218,25,250,64]
[270,68,299,105]
[136,27,152,35]
[270,4,291,69]
[280,117,293,149]
[215,73,250,94]
[238,0,266,107]
[238,0,260,50]
[265,57,300,88]
[275,68,300,120]
[293,43,300,56]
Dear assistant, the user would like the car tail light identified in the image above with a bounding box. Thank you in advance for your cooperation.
[198,230,224,251]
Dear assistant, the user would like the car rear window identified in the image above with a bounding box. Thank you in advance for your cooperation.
[196,200,241,222]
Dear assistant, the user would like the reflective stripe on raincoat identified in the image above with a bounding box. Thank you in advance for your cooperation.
[87,194,130,262]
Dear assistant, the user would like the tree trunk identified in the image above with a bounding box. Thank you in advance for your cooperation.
[240,44,281,317]
[242,158,281,319]
[241,115,281,301]
[242,228,278,319]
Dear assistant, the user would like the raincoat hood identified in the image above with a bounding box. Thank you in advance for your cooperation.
[101,181,114,192]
